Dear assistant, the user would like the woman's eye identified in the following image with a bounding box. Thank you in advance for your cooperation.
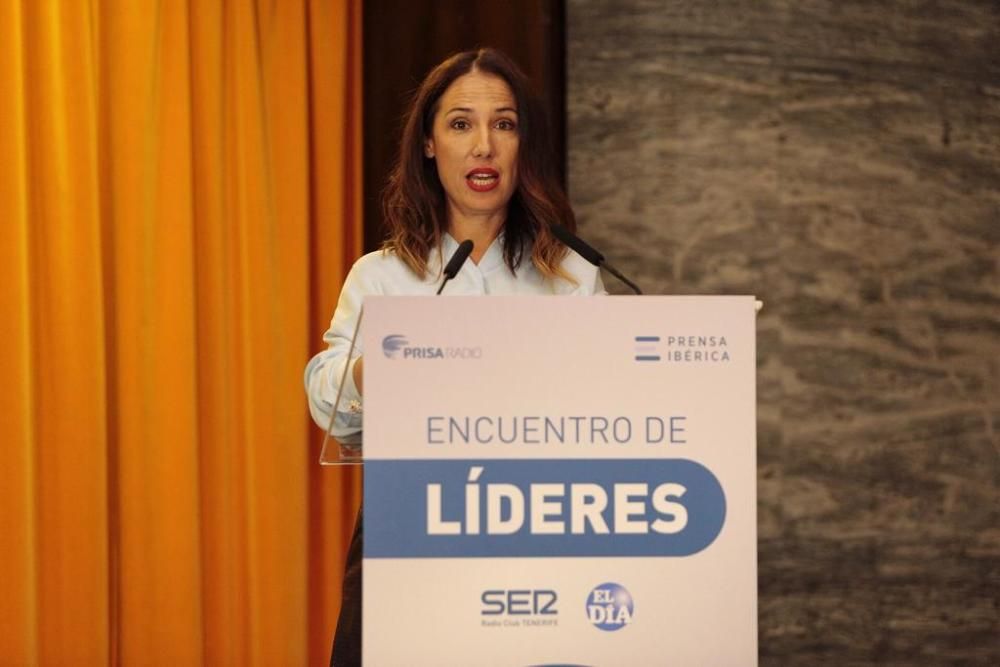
[496,119,517,131]
[451,119,470,130]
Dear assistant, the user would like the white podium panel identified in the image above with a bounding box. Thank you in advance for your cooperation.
[362,296,757,666]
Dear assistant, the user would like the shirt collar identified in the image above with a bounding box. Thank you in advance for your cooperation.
[443,231,506,274]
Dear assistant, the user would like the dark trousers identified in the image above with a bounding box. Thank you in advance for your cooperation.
[331,508,363,666]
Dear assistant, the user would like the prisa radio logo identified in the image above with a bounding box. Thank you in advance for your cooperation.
[381,334,482,360]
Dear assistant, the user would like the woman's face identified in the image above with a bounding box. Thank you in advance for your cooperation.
[424,70,519,226]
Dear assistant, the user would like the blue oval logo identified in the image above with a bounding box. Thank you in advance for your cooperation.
[586,582,634,631]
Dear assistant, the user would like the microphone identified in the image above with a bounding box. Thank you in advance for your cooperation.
[549,224,643,294]
[436,239,474,294]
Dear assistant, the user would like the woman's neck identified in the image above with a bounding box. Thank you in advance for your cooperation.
[447,211,505,264]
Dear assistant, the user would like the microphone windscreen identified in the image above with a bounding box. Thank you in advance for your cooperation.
[443,239,475,278]
[549,224,605,266]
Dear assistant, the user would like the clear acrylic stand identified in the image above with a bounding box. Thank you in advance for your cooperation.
[319,309,364,465]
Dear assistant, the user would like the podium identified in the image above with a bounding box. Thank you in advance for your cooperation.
[358,295,756,665]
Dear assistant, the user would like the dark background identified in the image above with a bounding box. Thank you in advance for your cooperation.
[363,1,1000,663]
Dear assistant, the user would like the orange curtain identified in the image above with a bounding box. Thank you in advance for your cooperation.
[0,1,362,664]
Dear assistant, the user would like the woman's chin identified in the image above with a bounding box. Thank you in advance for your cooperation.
[448,194,512,223]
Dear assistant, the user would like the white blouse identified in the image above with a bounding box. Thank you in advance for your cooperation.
[304,234,605,443]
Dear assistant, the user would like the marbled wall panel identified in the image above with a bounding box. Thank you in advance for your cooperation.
[568,1,999,663]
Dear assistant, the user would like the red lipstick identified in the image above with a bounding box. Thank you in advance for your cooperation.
[466,168,500,192]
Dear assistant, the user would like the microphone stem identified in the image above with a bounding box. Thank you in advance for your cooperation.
[602,261,642,294]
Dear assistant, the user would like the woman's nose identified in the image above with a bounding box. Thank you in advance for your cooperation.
[472,127,493,158]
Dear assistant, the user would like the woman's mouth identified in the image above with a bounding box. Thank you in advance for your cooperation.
[466,168,500,192]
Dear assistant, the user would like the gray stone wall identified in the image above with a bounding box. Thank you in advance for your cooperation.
[568,1,999,663]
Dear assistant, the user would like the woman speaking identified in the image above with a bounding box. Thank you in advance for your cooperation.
[305,47,603,665]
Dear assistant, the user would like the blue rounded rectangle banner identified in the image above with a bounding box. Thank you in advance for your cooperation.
[364,458,726,558]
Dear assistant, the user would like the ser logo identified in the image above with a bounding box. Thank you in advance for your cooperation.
[586,582,634,631]
[481,589,558,616]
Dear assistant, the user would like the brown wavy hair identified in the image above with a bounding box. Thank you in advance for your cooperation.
[381,48,576,280]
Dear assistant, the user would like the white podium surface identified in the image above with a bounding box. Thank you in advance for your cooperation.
[362,296,757,666]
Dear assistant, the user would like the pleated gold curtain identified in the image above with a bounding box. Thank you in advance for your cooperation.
[0,1,362,664]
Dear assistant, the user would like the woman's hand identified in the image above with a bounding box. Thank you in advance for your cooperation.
[352,356,364,395]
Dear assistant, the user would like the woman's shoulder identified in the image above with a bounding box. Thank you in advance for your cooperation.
[344,247,435,293]
[349,248,401,273]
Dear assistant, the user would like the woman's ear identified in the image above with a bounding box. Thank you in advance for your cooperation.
[424,138,435,159]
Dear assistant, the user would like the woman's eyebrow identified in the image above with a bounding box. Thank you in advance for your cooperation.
[444,106,518,115]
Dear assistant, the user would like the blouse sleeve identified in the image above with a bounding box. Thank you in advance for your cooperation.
[303,258,379,444]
